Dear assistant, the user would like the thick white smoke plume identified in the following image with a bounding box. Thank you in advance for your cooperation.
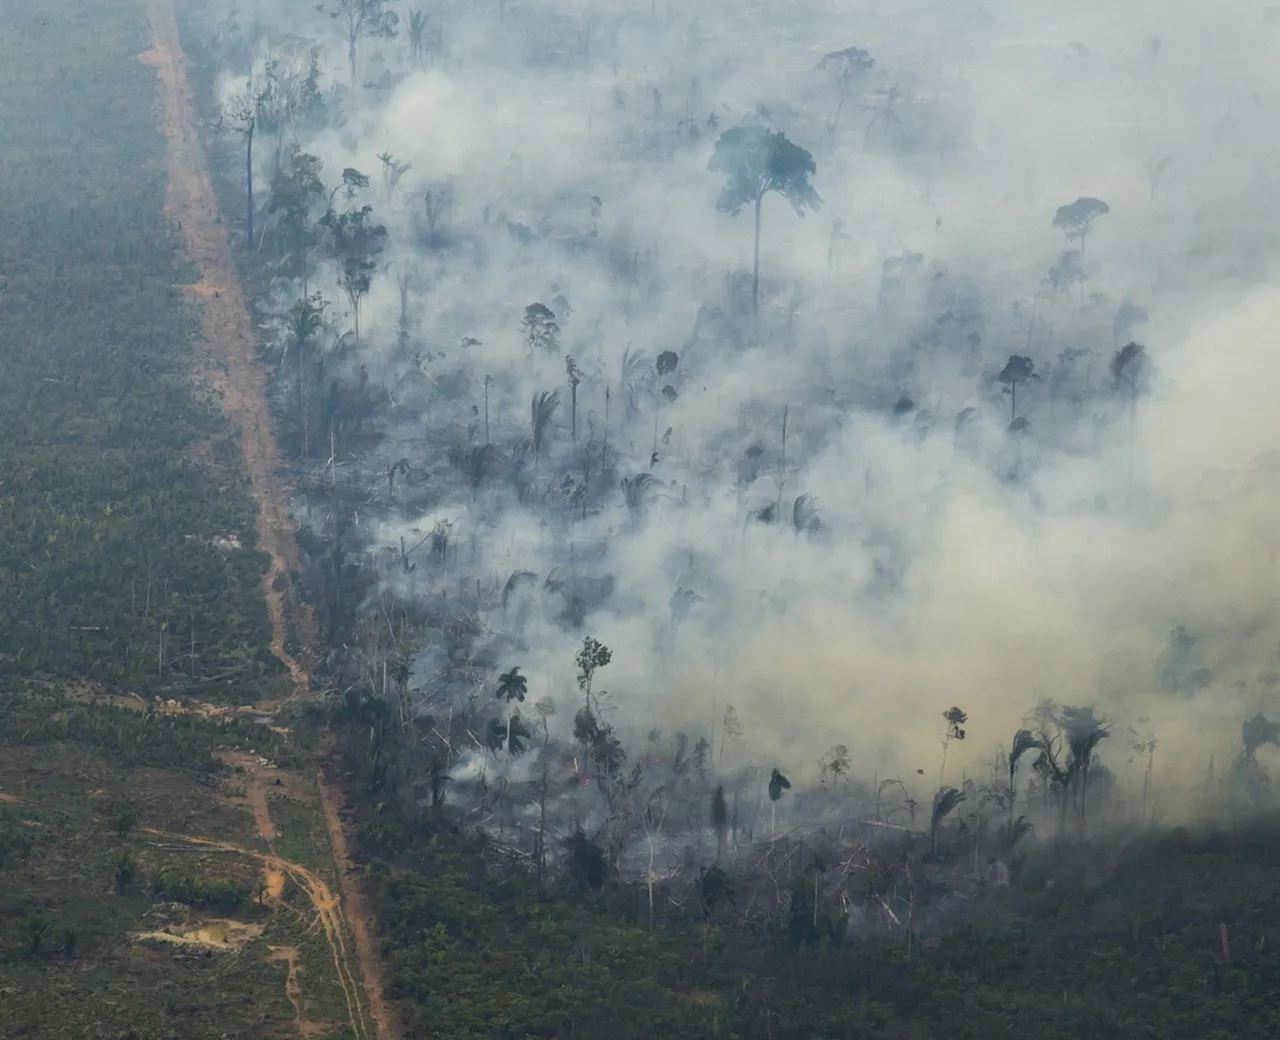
[192,0,1280,820]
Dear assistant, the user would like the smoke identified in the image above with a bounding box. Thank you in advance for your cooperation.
[187,0,1280,822]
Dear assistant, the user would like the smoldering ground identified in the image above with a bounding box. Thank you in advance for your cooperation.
[191,0,1280,832]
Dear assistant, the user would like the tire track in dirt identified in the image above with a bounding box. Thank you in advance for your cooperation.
[144,827,371,1040]
[138,3,397,1038]
[318,776,400,1040]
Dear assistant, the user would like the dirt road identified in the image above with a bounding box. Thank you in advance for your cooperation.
[138,0,313,698]
[138,2,397,1037]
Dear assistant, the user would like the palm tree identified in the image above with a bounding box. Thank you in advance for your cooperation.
[791,493,820,537]
[1060,706,1110,833]
[407,10,429,62]
[621,472,658,511]
[287,293,326,458]
[495,666,528,752]
[1007,728,1044,829]
[531,389,560,457]
[930,785,965,856]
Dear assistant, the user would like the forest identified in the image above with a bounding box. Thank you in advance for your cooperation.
[6,0,1280,1036]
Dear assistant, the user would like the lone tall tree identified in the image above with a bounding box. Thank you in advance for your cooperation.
[495,666,529,755]
[223,79,269,247]
[998,355,1037,423]
[709,126,821,318]
[328,0,400,88]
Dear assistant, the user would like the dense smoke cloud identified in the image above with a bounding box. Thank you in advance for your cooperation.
[194,0,1280,819]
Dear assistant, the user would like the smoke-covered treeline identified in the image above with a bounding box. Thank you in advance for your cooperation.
[183,0,1280,895]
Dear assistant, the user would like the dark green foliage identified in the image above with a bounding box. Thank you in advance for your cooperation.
[709,125,821,317]
[149,865,252,914]
[709,126,821,219]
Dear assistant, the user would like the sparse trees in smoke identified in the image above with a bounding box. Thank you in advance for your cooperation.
[406,10,435,64]
[386,259,421,348]
[709,125,821,319]
[1127,721,1157,825]
[419,183,453,247]
[818,46,875,138]
[1052,197,1110,306]
[522,302,559,356]
[326,0,400,88]
[1112,301,1149,349]
[1111,341,1150,402]
[997,355,1037,424]
[320,176,388,345]
[718,705,743,769]
[820,744,850,793]
[377,151,412,204]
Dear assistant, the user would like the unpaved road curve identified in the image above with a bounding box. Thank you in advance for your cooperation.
[138,3,398,1038]
[143,828,371,1040]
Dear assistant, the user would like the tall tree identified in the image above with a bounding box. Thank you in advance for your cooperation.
[565,355,583,440]
[1059,705,1110,834]
[495,666,529,755]
[267,147,325,286]
[522,302,559,355]
[709,126,822,318]
[998,355,1037,424]
[817,46,875,137]
[223,78,269,247]
[407,10,431,62]
[1053,197,1110,306]
[327,0,400,88]
[321,199,388,345]
[287,292,327,458]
